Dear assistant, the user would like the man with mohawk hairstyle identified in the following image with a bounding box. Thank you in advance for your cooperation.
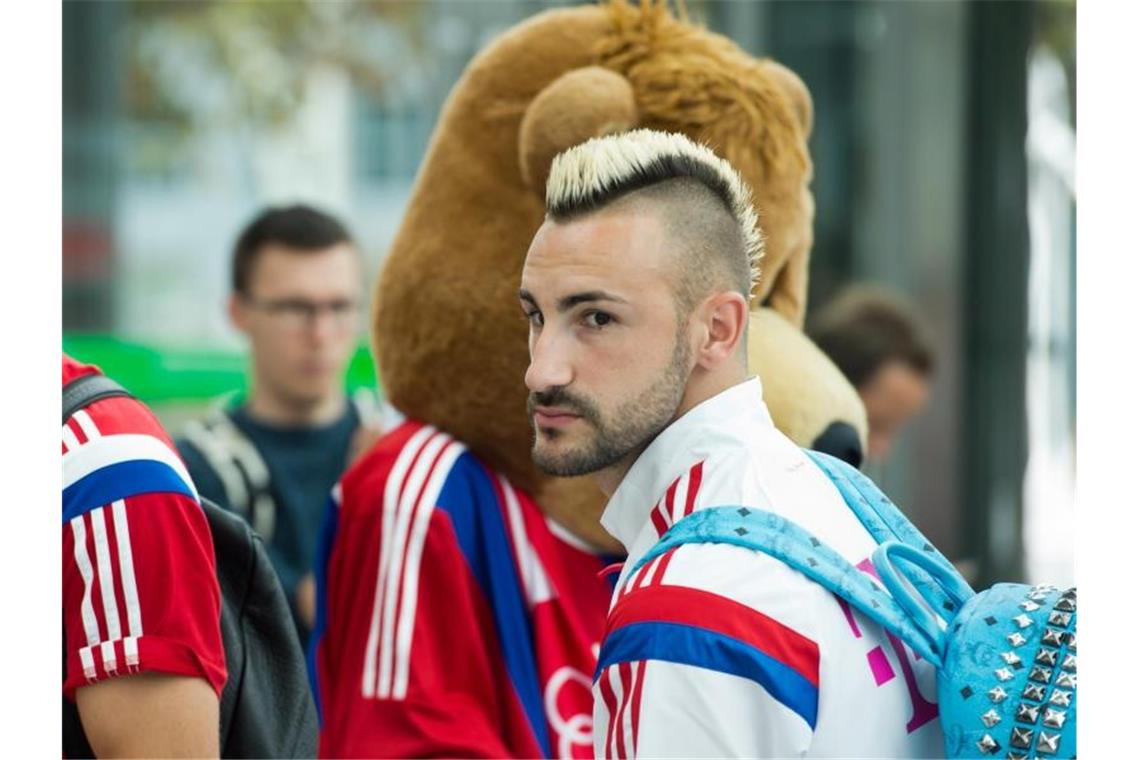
[521,129,943,758]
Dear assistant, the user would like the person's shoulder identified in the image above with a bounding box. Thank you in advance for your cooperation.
[337,419,478,513]
[608,568,821,660]
[61,353,100,386]
[619,530,838,661]
[61,373,176,448]
[630,533,823,600]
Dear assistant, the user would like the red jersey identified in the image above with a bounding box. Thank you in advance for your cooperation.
[62,355,226,700]
[311,420,615,758]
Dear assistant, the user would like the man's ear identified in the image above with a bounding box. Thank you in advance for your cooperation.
[228,292,250,335]
[695,291,749,369]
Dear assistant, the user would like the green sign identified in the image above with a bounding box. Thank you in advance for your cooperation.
[63,333,380,402]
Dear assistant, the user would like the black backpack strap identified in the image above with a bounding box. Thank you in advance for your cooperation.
[63,373,132,424]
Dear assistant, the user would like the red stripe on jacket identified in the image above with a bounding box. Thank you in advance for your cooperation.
[606,584,820,688]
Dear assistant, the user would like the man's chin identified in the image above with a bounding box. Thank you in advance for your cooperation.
[532,436,623,478]
[286,380,338,402]
[533,443,587,478]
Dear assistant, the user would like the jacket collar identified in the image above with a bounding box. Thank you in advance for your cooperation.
[600,376,774,552]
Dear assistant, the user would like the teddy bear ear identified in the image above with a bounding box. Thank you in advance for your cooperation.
[759,59,814,139]
[519,66,639,197]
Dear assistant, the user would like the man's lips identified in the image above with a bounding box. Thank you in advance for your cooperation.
[533,406,581,428]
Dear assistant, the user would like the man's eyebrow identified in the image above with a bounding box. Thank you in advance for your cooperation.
[557,291,628,311]
[518,288,628,312]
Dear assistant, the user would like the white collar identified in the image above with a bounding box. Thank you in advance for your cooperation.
[600,376,774,552]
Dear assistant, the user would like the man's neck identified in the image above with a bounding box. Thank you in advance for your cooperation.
[245,387,348,428]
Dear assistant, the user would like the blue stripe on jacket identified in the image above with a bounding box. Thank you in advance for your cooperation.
[435,452,552,758]
[597,620,820,729]
[63,459,197,524]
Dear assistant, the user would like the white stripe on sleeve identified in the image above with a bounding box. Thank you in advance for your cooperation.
[111,499,143,667]
[377,432,448,698]
[90,506,122,673]
[361,425,435,698]
[392,441,466,699]
[62,421,81,453]
[73,409,101,440]
[63,433,199,502]
[638,556,663,590]
[69,514,100,680]
[608,665,627,758]
[621,662,639,757]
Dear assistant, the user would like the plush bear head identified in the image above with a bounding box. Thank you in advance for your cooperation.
[373,1,865,547]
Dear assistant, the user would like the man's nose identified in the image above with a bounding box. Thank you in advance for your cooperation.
[525,330,573,393]
[307,316,334,342]
[306,306,345,341]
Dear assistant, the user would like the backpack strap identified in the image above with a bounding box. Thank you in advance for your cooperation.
[181,405,278,541]
[870,540,975,657]
[804,450,971,619]
[629,506,945,666]
[63,373,132,424]
[804,450,948,559]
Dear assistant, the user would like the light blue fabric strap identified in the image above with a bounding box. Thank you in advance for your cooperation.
[804,450,972,622]
[629,506,944,666]
[871,541,975,660]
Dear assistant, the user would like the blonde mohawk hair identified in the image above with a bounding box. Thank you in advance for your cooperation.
[545,129,763,294]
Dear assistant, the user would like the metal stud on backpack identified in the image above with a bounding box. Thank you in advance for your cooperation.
[937,582,1075,758]
[866,537,1077,758]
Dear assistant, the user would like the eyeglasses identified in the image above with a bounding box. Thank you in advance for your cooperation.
[245,297,360,330]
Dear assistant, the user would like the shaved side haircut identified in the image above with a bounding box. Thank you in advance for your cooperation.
[545,129,763,315]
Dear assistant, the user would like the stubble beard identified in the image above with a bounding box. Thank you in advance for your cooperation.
[529,334,692,477]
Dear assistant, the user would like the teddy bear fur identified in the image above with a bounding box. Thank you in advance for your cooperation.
[372,0,866,546]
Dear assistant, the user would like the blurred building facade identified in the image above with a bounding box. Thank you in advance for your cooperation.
[63,0,1075,588]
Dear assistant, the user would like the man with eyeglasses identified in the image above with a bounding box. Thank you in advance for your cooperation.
[177,204,385,645]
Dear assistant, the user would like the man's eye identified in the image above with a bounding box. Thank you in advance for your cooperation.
[280,301,311,317]
[524,310,544,327]
[583,311,613,329]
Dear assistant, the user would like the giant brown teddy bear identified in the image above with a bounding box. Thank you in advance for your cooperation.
[373,0,865,551]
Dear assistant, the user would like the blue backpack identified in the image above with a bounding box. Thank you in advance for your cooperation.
[629,451,1075,759]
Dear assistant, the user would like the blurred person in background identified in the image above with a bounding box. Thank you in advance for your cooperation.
[807,285,935,463]
[63,353,227,757]
[177,204,383,646]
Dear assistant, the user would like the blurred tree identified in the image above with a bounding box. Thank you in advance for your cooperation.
[122,0,429,177]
